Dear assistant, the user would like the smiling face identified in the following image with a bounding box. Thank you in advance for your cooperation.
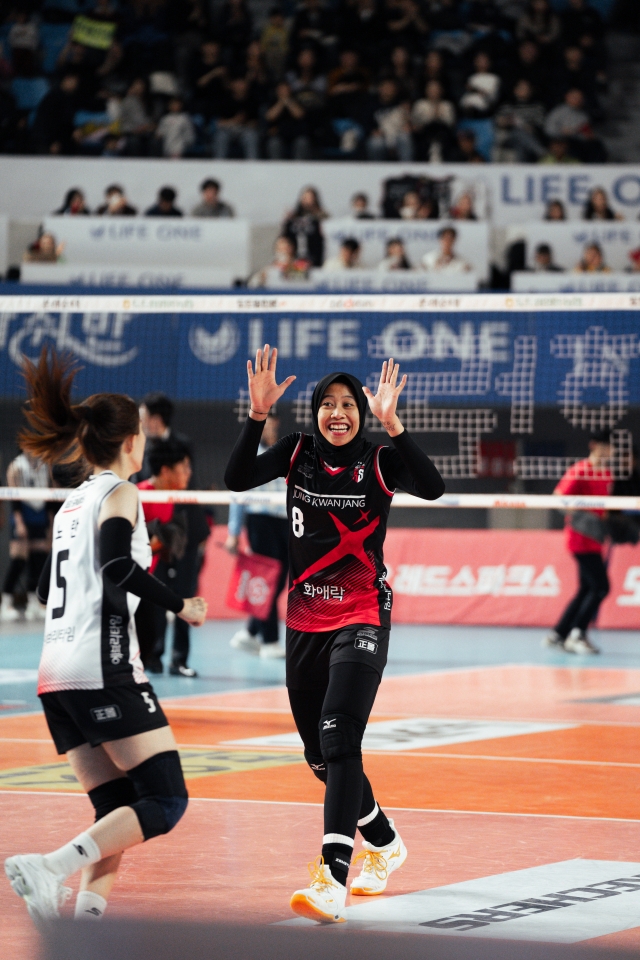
[317,382,360,446]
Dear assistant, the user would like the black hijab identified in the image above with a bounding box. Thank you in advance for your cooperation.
[311,371,369,467]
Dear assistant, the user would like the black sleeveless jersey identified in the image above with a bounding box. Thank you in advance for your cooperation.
[285,434,394,632]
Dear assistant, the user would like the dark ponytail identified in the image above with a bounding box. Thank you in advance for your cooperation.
[20,347,140,468]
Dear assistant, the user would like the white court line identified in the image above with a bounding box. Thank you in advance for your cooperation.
[1,791,639,825]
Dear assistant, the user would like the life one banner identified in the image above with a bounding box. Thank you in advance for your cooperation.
[43,217,250,273]
[2,292,640,413]
[199,527,640,628]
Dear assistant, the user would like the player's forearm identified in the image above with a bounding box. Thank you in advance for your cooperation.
[99,517,184,613]
[387,431,446,501]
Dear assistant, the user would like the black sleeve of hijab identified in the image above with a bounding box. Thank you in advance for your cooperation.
[224,418,300,491]
[378,431,445,501]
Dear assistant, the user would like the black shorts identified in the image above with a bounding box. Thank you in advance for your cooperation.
[286,622,389,690]
[40,682,169,755]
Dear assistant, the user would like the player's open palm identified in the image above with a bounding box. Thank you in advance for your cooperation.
[363,359,407,427]
[247,344,296,415]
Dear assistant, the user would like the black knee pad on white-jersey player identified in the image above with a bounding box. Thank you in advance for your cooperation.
[304,749,327,782]
[319,713,365,763]
[88,777,137,822]
[126,750,188,840]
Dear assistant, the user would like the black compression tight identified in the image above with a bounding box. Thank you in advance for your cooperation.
[288,662,387,853]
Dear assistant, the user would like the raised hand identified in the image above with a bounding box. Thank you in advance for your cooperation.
[362,358,407,436]
[247,344,296,419]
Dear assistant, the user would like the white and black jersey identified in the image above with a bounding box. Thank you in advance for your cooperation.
[38,472,151,695]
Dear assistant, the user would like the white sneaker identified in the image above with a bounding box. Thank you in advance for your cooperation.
[229,629,260,655]
[5,853,71,925]
[0,595,21,623]
[24,593,45,622]
[564,629,600,655]
[542,630,565,649]
[259,642,286,659]
[290,857,347,923]
[350,820,407,896]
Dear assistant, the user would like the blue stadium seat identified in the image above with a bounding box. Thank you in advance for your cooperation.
[458,119,495,162]
[11,77,50,112]
[40,24,71,75]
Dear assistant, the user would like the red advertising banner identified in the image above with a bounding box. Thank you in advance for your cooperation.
[199,527,640,629]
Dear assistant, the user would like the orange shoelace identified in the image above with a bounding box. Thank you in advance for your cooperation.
[353,849,389,880]
[306,855,338,894]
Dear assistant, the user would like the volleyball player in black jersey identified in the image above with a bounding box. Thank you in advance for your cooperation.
[225,346,444,923]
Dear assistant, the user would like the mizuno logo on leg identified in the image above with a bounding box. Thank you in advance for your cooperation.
[323,719,336,729]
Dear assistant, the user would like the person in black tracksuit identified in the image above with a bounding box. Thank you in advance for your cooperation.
[225,346,444,923]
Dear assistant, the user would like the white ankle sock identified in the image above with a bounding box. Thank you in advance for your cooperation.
[44,831,102,879]
[75,891,107,920]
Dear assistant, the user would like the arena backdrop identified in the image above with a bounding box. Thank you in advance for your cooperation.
[2,290,639,627]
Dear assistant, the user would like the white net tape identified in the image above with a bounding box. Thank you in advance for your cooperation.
[1,488,638,511]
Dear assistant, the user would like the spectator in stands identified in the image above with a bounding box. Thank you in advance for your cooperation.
[573,242,611,272]
[189,40,226,120]
[23,232,64,263]
[265,81,311,159]
[366,78,413,161]
[516,0,561,54]
[450,129,485,163]
[219,0,254,68]
[248,234,310,286]
[290,0,336,60]
[145,186,183,217]
[399,190,421,220]
[421,49,450,97]
[459,52,501,117]
[155,97,196,158]
[327,49,371,154]
[322,237,361,270]
[244,41,271,105]
[554,46,597,110]
[377,237,412,270]
[351,192,375,218]
[8,9,39,77]
[192,179,235,217]
[561,0,603,47]
[533,242,563,271]
[514,40,548,103]
[628,249,640,272]
[383,0,429,57]
[422,226,471,272]
[545,199,567,219]
[450,192,478,220]
[282,187,327,266]
[494,79,546,162]
[582,187,622,221]
[32,73,80,155]
[389,45,418,101]
[213,77,260,160]
[539,136,580,164]
[95,184,137,216]
[54,188,89,215]
[120,78,155,156]
[260,7,290,81]
[286,48,327,135]
[544,87,590,140]
[411,80,455,161]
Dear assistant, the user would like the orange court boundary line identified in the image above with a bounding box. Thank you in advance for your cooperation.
[1,792,639,824]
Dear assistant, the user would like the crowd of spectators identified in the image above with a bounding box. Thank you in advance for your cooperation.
[0,0,612,163]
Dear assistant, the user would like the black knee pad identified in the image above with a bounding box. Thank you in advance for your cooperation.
[88,777,137,822]
[319,713,365,763]
[304,750,327,783]
[126,750,188,841]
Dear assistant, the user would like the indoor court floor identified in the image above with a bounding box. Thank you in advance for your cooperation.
[2,620,640,956]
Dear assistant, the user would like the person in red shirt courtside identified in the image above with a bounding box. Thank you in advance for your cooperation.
[544,430,612,655]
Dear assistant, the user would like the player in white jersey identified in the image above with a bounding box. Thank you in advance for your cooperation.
[4,348,208,926]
